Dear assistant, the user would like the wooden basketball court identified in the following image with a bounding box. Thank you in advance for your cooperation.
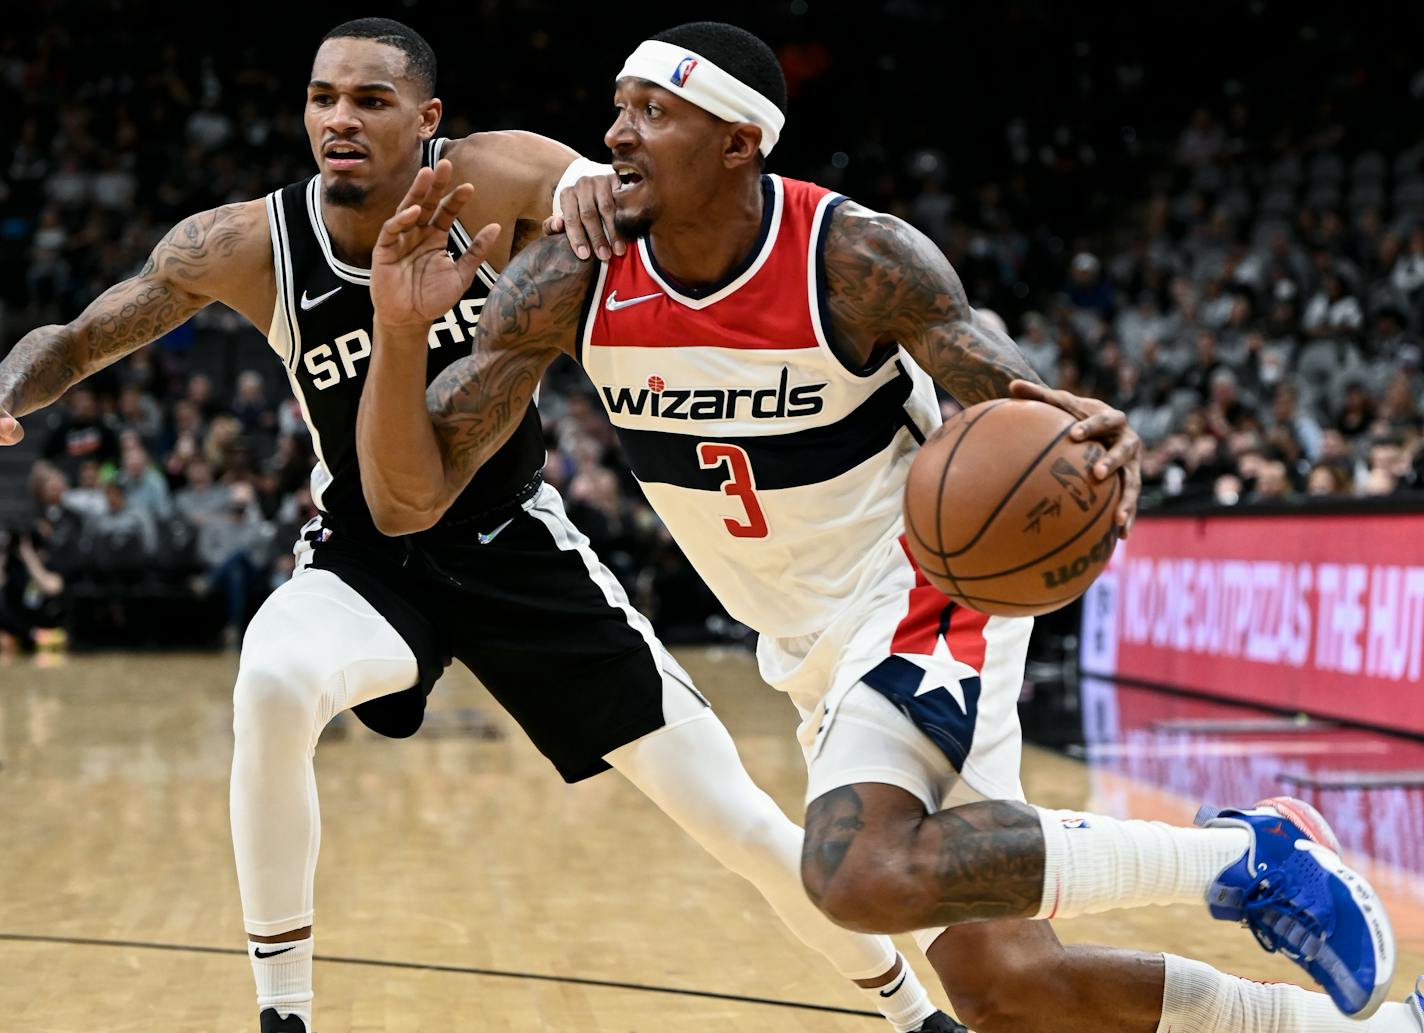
[2,648,1420,1031]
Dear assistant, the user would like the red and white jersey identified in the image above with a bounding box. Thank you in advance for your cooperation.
[581,174,940,637]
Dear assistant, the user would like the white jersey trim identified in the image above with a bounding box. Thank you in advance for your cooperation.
[637,174,785,310]
[305,177,371,285]
[806,190,881,384]
[525,484,703,705]
[265,191,303,372]
[266,187,333,508]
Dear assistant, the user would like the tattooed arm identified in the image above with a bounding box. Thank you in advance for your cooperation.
[359,161,588,535]
[0,201,270,442]
[822,202,1042,401]
[822,203,1141,533]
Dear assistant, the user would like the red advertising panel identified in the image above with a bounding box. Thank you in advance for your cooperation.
[1080,512,1424,736]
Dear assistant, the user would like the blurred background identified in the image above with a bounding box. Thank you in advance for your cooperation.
[4,11,1424,1022]
[1,0,1422,667]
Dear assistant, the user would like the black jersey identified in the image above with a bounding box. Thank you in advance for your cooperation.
[263,137,544,542]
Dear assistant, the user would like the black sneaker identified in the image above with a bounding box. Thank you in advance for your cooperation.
[259,1009,308,1033]
[910,1011,968,1033]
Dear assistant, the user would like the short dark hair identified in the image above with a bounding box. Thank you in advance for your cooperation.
[650,22,787,116]
[321,18,436,97]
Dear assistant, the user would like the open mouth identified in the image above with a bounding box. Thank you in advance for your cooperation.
[614,164,645,193]
[324,142,368,170]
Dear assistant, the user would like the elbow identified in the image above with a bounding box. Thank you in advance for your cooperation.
[370,502,439,537]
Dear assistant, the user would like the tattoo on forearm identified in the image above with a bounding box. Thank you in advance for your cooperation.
[425,236,588,480]
[823,204,1042,405]
[802,787,867,907]
[0,205,247,416]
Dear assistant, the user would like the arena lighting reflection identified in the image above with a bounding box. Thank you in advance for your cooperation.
[1078,678,1424,889]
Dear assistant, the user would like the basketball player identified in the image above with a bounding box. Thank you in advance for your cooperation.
[358,20,1423,1033]
[0,18,964,1033]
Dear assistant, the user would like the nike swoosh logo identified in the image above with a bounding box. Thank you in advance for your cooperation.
[252,945,298,959]
[879,971,908,998]
[477,517,515,545]
[605,290,662,311]
[300,286,342,310]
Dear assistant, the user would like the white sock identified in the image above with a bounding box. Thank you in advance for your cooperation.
[1034,807,1250,919]
[863,954,936,1032]
[249,936,314,1028]
[1159,953,1417,1032]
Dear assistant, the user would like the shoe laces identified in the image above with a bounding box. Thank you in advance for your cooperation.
[1241,868,1333,962]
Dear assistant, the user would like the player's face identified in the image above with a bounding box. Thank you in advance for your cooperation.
[605,79,729,238]
[305,38,440,208]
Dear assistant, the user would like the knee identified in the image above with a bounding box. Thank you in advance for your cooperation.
[232,637,325,742]
[799,840,927,933]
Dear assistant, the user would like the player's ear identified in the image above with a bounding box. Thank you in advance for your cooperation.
[418,96,442,140]
[723,123,761,169]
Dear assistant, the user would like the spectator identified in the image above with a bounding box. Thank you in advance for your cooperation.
[79,481,158,561]
[1302,269,1363,340]
[115,383,163,448]
[231,370,275,435]
[1335,381,1377,437]
[196,481,271,643]
[1270,383,1323,462]
[113,442,174,519]
[1065,252,1114,320]
[1306,462,1352,497]
[1014,312,1058,383]
[41,387,119,482]
[1248,460,1293,503]
[174,458,230,528]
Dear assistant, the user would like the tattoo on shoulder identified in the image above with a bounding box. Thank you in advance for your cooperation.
[425,236,589,477]
[823,203,1040,405]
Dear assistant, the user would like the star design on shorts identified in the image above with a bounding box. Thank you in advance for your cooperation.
[903,636,979,711]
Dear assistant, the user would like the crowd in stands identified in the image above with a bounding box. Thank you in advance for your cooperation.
[2,4,1423,651]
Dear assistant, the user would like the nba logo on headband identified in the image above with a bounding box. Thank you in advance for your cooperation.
[670,55,698,87]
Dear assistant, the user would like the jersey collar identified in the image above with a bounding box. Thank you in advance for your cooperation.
[637,174,783,311]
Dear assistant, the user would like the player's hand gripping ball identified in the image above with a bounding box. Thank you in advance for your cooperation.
[904,399,1123,616]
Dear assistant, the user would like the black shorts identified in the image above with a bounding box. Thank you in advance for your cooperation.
[305,483,683,783]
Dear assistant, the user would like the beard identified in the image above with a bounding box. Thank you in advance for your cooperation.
[324,179,369,207]
[613,208,655,241]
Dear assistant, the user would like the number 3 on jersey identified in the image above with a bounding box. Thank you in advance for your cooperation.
[697,443,768,539]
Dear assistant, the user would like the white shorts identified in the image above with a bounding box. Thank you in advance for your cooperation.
[757,535,1032,813]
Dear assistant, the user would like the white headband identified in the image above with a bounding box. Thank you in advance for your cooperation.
[617,39,785,156]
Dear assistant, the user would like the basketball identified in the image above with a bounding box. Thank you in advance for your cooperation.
[903,399,1122,617]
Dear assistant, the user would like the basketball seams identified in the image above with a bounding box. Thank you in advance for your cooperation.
[930,409,1078,561]
[905,398,1123,616]
[922,398,1009,592]
[945,472,1120,582]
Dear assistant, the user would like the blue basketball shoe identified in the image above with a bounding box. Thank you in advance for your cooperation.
[1195,796,1395,1019]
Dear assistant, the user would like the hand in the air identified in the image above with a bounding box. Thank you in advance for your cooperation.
[371,158,499,333]
[542,172,625,261]
[1009,379,1142,538]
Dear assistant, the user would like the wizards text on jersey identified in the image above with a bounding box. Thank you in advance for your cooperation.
[600,366,827,421]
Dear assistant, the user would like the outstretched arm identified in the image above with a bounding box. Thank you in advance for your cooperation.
[358,160,590,535]
[0,201,267,443]
[823,203,1141,534]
